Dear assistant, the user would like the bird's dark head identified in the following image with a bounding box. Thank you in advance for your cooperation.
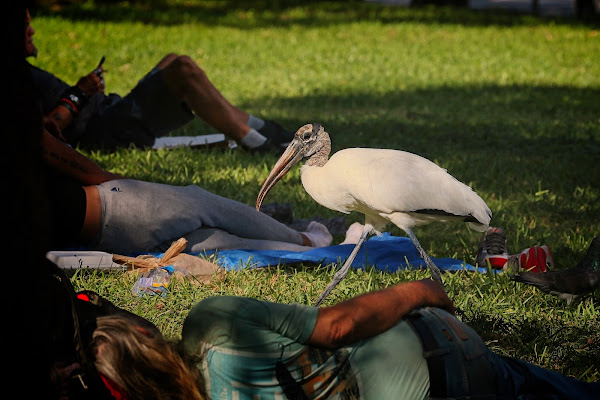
[256,123,331,211]
[578,236,600,271]
[292,123,329,158]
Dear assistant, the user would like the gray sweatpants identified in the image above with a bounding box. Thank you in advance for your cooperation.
[91,179,311,254]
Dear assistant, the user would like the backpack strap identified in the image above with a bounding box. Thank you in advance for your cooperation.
[274,344,309,400]
[275,360,309,400]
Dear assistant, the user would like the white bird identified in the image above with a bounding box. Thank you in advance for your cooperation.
[257,123,491,306]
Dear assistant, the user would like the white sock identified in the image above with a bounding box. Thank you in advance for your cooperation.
[247,115,265,130]
[302,221,333,248]
[240,128,267,148]
[340,222,364,245]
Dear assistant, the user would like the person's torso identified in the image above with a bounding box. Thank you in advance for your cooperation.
[27,61,119,136]
[183,297,429,400]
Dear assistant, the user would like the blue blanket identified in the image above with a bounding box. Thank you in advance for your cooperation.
[201,233,487,273]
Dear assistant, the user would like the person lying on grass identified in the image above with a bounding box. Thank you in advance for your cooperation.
[25,7,332,255]
[40,120,332,255]
[89,279,599,399]
[25,9,292,154]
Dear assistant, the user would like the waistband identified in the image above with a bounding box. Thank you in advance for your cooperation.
[406,307,497,400]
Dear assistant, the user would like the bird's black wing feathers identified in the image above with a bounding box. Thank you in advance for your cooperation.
[413,209,479,223]
[510,268,600,296]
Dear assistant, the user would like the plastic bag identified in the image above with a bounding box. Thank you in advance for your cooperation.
[131,266,174,297]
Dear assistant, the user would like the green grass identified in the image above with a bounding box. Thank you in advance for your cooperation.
[31,1,599,382]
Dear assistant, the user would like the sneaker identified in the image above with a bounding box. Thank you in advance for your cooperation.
[250,120,294,155]
[505,245,554,273]
[475,227,510,269]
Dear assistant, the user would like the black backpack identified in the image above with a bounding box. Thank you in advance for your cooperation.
[42,259,159,399]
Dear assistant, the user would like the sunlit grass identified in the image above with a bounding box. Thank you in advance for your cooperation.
[33,1,600,382]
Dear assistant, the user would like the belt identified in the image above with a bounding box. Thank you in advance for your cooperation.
[406,308,498,400]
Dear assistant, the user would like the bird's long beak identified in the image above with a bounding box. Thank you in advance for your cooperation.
[256,139,306,211]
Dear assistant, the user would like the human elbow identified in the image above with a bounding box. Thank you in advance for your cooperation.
[311,312,358,349]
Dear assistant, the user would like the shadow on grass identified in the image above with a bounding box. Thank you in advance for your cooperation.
[232,83,599,194]
[31,1,599,29]
[106,81,598,261]
[158,82,599,266]
[464,308,600,380]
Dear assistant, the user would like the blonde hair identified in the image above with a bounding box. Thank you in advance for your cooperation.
[91,315,207,400]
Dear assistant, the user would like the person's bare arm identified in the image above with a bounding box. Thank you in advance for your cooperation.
[41,127,123,185]
[308,279,454,349]
[44,67,104,141]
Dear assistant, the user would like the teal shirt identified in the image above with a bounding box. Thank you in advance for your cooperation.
[181,296,429,399]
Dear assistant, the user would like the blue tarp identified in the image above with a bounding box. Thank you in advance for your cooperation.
[200,233,488,273]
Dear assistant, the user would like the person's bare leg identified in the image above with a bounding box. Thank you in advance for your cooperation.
[158,54,251,141]
[154,53,178,69]
[81,185,102,244]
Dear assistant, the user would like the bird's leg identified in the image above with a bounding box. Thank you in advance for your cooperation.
[314,224,374,307]
[405,228,445,288]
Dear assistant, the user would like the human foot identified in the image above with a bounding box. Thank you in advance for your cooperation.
[302,221,333,248]
[340,222,364,245]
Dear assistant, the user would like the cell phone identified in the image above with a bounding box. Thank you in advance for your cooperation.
[94,56,106,75]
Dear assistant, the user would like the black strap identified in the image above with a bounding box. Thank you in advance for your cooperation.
[275,344,309,400]
[275,360,309,400]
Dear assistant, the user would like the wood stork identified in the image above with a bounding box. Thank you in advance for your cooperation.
[256,123,492,306]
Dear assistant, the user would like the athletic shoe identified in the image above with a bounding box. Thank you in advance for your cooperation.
[505,245,554,273]
[475,227,510,269]
[252,120,294,154]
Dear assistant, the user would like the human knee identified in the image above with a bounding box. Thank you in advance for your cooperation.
[169,55,206,81]
[159,53,179,67]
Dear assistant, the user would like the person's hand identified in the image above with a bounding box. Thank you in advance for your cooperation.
[76,67,104,96]
[417,278,456,315]
[42,115,67,142]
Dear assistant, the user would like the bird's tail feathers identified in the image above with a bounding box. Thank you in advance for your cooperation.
[509,272,548,289]
[468,221,489,232]
[460,189,491,232]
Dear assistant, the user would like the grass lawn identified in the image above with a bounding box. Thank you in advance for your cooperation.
[31,1,599,381]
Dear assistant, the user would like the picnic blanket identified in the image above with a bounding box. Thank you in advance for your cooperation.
[201,233,488,273]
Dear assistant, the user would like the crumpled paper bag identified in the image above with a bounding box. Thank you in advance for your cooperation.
[112,238,225,284]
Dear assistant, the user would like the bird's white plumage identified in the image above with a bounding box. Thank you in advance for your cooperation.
[257,123,492,305]
[301,147,491,233]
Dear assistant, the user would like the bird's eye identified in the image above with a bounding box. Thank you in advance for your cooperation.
[302,132,312,141]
